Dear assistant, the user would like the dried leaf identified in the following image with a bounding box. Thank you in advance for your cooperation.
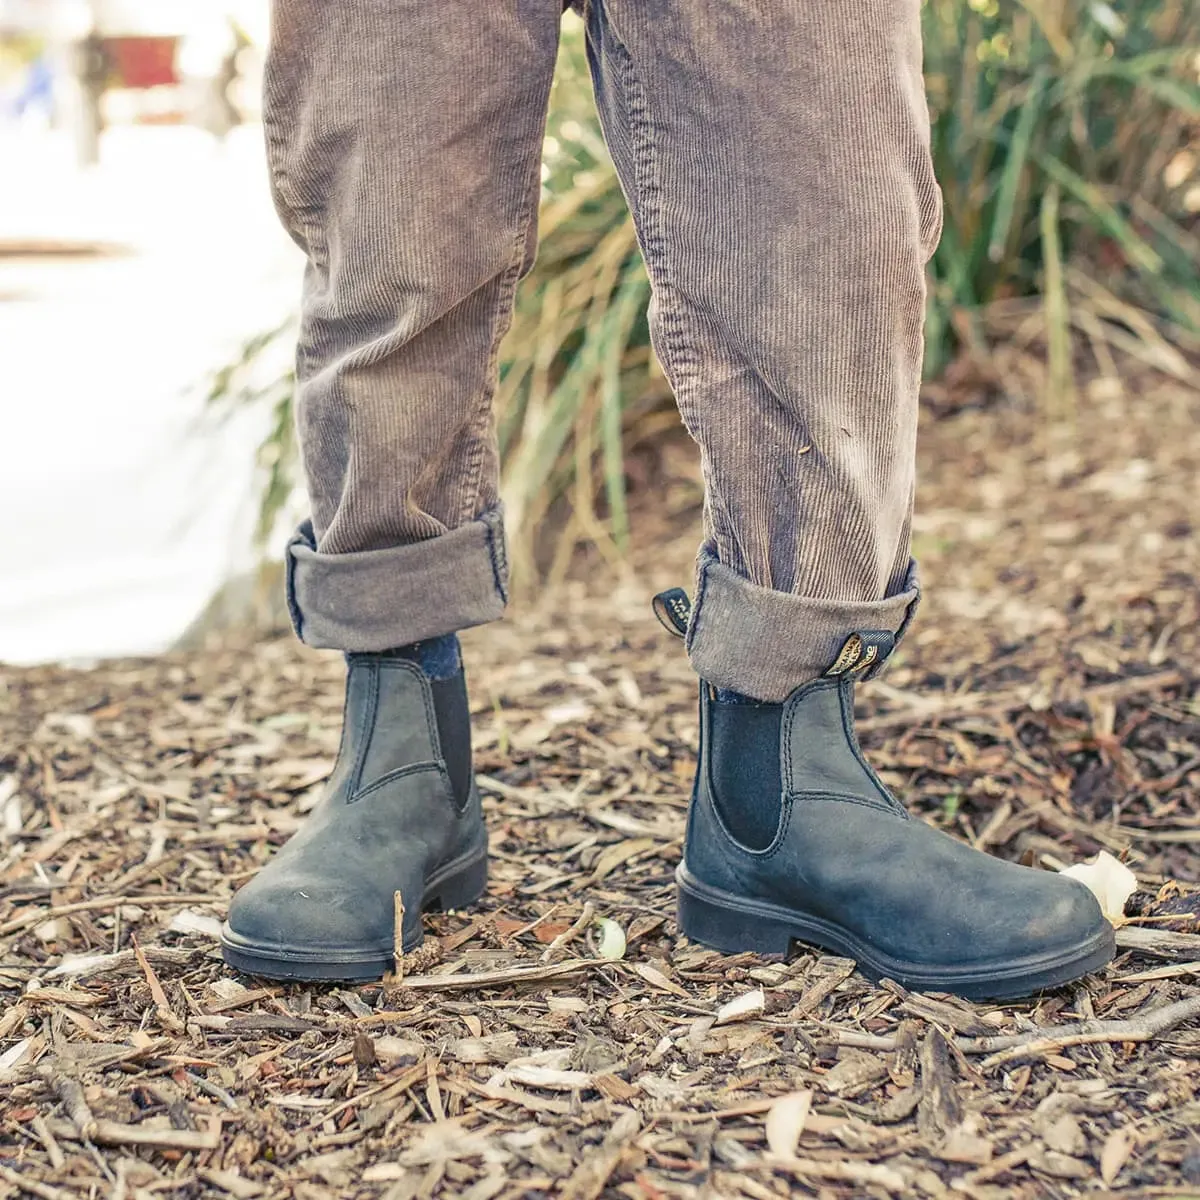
[765,1089,812,1159]
[587,837,656,883]
[1100,1126,1135,1185]
[0,1037,33,1073]
[0,776,21,839]
[166,909,223,938]
[633,962,688,997]
[1061,851,1137,923]
[715,988,764,1026]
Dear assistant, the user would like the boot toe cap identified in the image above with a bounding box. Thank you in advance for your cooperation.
[225,874,392,954]
[1009,872,1111,957]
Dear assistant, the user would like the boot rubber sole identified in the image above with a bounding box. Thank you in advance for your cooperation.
[676,863,1116,1001]
[220,846,488,982]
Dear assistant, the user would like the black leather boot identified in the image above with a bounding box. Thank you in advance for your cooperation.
[221,653,487,981]
[656,596,1115,1000]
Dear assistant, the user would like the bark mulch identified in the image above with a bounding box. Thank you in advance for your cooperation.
[2,372,1199,1199]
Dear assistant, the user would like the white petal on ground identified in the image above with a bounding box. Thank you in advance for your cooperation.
[1061,851,1138,924]
[765,1089,812,1159]
[594,916,627,960]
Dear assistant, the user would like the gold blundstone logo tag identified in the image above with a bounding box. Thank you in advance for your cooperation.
[826,633,865,675]
[856,644,879,673]
[826,635,882,677]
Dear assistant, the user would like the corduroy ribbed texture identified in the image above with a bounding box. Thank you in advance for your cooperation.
[269,0,942,699]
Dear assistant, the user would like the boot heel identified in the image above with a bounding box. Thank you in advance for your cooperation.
[677,869,794,956]
[425,851,488,912]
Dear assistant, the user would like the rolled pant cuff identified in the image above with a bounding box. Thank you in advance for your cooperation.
[687,546,920,702]
[285,508,508,651]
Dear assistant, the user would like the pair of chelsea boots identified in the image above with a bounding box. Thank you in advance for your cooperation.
[222,599,1114,998]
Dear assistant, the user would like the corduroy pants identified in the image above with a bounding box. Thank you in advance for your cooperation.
[269,0,943,702]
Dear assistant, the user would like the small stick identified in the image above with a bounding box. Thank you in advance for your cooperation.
[53,1076,97,1141]
[132,936,184,1033]
[541,901,595,964]
[0,894,218,937]
[393,891,405,981]
[30,1114,65,1170]
[88,1119,219,1152]
[42,1113,221,1152]
[765,1155,907,1194]
[0,1163,73,1200]
[974,994,1200,1069]
[402,959,600,991]
[820,993,1200,1064]
[857,668,1185,734]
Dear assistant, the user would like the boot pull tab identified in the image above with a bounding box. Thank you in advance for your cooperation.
[652,588,691,639]
[825,631,896,677]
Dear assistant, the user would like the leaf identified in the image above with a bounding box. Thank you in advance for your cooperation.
[765,1089,812,1159]
[0,1037,33,1074]
[166,909,223,939]
[0,775,21,839]
[716,988,765,1026]
[1100,1126,1135,1185]
[1061,851,1138,923]
[594,917,627,960]
[633,962,688,997]
[587,837,656,884]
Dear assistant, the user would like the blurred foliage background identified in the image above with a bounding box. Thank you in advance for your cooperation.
[211,0,1200,586]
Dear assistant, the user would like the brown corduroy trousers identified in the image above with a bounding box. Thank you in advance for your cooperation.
[269,0,943,702]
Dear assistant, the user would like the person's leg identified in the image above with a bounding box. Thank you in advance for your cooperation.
[583,0,934,699]
[222,0,563,980]
[273,0,561,652]
[586,0,1114,997]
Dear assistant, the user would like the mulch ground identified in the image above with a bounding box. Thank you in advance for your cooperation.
[2,367,1199,1200]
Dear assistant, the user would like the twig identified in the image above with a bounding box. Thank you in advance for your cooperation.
[88,1119,220,1152]
[764,1154,908,1194]
[1123,827,1200,844]
[53,1076,97,1140]
[30,1114,64,1170]
[0,1163,72,1200]
[821,994,1200,1066]
[401,959,603,990]
[968,995,1200,1069]
[0,894,219,937]
[46,946,196,980]
[300,1060,429,1133]
[186,1070,240,1110]
[393,890,405,981]
[44,1106,221,1153]
[132,935,184,1033]
[1116,961,1200,983]
[857,669,1185,733]
[541,901,595,963]
[1116,926,1200,957]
